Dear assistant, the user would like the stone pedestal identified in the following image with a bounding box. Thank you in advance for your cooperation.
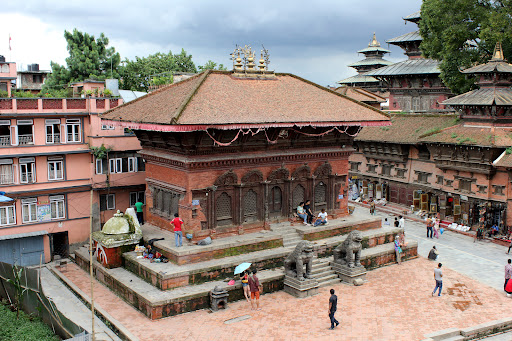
[210,286,229,311]
[283,276,319,298]
[332,263,367,285]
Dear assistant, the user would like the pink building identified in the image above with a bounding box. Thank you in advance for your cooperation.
[0,56,17,97]
[0,64,146,266]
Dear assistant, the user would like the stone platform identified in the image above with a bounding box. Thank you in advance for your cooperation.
[74,235,417,319]
[295,215,381,241]
[122,226,403,291]
[283,276,319,298]
[331,263,367,285]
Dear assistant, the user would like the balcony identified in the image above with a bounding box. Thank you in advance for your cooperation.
[0,135,10,146]
[0,174,14,185]
[0,97,123,114]
[20,172,34,183]
[46,134,60,144]
[18,134,34,145]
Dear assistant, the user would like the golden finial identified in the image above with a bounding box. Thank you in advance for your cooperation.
[259,51,266,71]
[491,42,505,62]
[369,32,380,47]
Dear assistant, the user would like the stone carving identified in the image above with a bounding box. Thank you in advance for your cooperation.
[284,241,315,281]
[333,230,363,268]
[314,162,332,178]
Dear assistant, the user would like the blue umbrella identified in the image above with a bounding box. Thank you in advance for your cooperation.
[234,262,252,275]
[0,192,13,203]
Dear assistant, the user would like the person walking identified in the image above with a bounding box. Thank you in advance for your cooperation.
[398,215,405,229]
[394,235,402,265]
[240,270,250,303]
[248,269,262,310]
[426,217,434,239]
[134,200,145,225]
[505,259,512,293]
[432,263,443,297]
[170,213,184,247]
[507,240,512,254]
[394,217,399,228]
[369,199,376,215]
[328,288,339,330]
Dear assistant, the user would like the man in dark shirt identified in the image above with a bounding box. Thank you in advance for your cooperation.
[248,269,262,310]
[328,288,339,330]
[304,200,314,224]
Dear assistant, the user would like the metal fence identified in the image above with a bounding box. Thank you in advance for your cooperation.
[0,261,86,339]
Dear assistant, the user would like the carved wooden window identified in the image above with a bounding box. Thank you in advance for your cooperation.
[270,186,282,213]
[445,179,453,187]
[292,184,305,209]
[492,185,505,196]
[477,185,487,194]
[152,187,180,218]
[416,172,430,184]
[243,190,258,222]
[436,175,444,185]
[381,165,392,176]
[350,162,360,172]
[458,179,472,192]
[367,164,377,173]
[396,168,406,178]
[216,192,233,226]
[314,182,327,210]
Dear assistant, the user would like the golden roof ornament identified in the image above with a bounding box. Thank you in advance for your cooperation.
[491,41,506,62]
[369,33,381,47]
[231,44,274,78]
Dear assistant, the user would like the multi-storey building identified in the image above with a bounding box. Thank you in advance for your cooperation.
[0,59,145,266]
[17,64,51,94]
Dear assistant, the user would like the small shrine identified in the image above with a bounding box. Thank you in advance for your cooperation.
[92,208,143,268]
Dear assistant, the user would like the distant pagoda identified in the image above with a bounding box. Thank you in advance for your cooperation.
[337,33,392,93]
[366,11,453,112]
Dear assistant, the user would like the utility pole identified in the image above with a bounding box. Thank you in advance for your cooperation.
[89,189,96,341]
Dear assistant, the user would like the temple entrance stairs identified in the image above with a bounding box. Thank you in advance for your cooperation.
[310,256,340,288]
[270,223,302,248]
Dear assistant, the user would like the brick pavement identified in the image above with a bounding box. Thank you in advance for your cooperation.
[60,256,511,341]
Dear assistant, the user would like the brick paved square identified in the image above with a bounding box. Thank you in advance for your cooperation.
[61,256,512,340]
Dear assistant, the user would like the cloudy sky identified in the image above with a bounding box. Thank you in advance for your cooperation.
[0,0,422,87]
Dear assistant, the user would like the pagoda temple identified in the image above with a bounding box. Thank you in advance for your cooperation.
[337,33,393,93]
[366,11,453,112]
[101,47,390,240]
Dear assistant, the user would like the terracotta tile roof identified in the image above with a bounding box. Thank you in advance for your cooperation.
[355,114,459,144]
[420,124,512,147]
[102,70,390,128]
[334,86,386,103]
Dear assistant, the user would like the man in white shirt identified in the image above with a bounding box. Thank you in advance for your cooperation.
[432,263,443,297]
[314,208,328,226]
[398,215,405,229]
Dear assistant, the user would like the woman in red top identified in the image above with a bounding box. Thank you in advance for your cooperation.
[170,213,184,247]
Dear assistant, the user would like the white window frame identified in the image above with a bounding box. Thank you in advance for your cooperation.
[19,158,36,183]
[130,191,145,206]
[45,119,61,144]
[96,158,103,174]
[48,160,63,181]
[21,198,38,223]
[0,159,15,185]
[101,194,115,210]
[50,195,65,220]
[101,124,115,130]
[0,205,16,226]
[128,157,137,172]
[66,119,81,143]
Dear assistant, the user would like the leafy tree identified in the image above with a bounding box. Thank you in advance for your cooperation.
[420,0,512,94]
[120,49,197,92]
[43,29,120,91]
[198,60,227,71]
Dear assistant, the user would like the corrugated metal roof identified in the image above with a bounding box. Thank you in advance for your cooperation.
[403,11,421,22]
[357,46,391,54]
[387,31,422,44]
[462,61,512,74]
[0,230,48,241]
[366,58,440,76]
[337,74,379,84]
[443,88,512,106]
[348,59,394,67]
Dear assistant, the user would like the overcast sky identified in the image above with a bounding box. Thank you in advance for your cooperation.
[0,0,422,87]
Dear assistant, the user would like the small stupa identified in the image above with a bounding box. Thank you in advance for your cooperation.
[92,208,143,268]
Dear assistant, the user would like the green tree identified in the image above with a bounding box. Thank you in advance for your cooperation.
[198,60,227,71]
[420,0,512,94]
[43,29,121,91]
[120,49,197,92]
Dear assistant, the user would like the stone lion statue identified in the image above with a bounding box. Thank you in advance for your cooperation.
[284,241,315,281]
[333,230,363,268]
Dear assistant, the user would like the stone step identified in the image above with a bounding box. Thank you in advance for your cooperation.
[313,270,337,279]
[311,265,331,274]
[313,258,331,265]
[313,273,338,283]
[318,278,341,288]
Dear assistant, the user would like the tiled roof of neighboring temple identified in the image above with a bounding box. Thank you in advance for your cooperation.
[386,31,422,44]
[102,68,390,130]
[367,58,440,76]
[403,11,421,23]
[355,114,459,144]
[420,124,512,147]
